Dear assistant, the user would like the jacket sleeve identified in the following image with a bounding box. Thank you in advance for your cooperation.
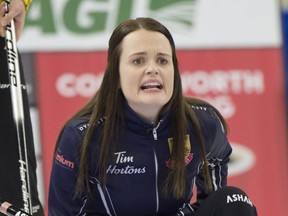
[48,124,87,216]
[193,108,232,209]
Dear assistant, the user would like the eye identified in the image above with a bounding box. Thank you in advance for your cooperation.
[133,58,144,65]
[157,58,169,65]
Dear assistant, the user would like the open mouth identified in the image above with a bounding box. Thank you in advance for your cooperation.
[140,82,163,90]
[141,82,163,90]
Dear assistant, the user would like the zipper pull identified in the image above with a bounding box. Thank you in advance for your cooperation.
[152,128,158,140]
[152,120,162,141]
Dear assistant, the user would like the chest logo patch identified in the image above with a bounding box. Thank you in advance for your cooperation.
[166,135,193,169]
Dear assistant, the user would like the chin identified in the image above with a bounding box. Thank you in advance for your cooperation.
[145,100,168,108]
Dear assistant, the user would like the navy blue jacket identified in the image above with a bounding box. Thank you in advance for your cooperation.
[48,103,232,216]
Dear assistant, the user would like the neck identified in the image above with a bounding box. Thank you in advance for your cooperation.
[128,103,161,123]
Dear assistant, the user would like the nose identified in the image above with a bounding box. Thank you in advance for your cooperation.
[145,64,159,75]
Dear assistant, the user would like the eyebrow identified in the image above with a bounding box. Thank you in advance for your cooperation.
[128,52,171,58]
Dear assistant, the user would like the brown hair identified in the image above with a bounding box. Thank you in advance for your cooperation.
[54,17,228,199]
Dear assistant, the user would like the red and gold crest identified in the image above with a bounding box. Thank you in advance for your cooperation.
[166,135,193,169]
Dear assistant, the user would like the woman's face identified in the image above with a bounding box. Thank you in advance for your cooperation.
[119,29,174,122]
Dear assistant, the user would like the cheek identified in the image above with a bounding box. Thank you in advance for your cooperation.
[119,75,124,89]
[120,76,137,99]
[119,67,127,88]
[169,81,174,98]
[119,65,135,88]
[120,76,132,89]
[166,71,175,92]
[120,68,139,89]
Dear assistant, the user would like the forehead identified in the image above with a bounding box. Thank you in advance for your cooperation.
[121,29,172,55]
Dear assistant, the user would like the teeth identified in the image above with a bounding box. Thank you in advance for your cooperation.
[141,82,161,90]
[143,82,160,87]
[141,81,162,90]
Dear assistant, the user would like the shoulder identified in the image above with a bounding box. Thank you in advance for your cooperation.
[186,97,229,145]
[188,102,220,125]
[66,117,90,135]
[56,117,90,153]
[53,119,90,168]
[65,116,106,135]
[191,104,215,118]
[186,97,226,132]
[191,105,224,138]
[186,97,214,113]
[186,98,231,158]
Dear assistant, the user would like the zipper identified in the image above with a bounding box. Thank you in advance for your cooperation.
[154,151,159,213]
[151,120,162,213]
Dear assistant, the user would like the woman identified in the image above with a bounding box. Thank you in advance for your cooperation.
[48,17,257,215]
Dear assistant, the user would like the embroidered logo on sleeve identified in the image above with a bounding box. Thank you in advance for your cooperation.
[166,135,193,169]
[55,152,75,170]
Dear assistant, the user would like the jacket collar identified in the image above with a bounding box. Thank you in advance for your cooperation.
[122,100,170,134]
